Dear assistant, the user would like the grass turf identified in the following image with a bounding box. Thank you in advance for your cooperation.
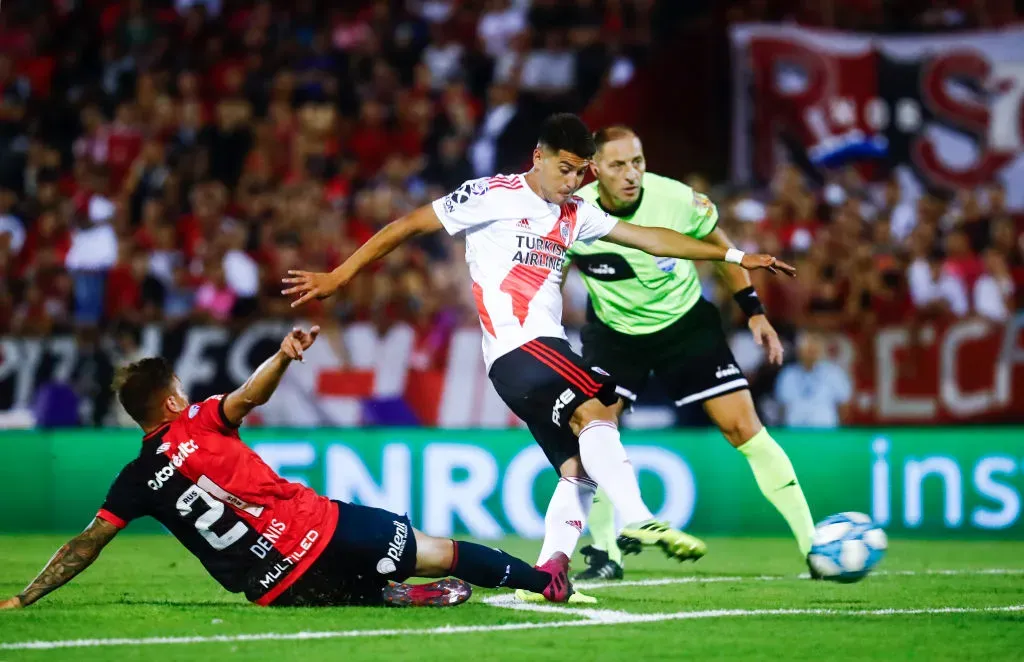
[1,535,1023,661]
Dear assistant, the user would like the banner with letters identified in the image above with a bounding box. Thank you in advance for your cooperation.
[1,428,1021,539]
[729,24,1024,206]
[2,314,1024,426]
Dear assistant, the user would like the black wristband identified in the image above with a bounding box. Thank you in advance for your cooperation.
[733,286,766,319]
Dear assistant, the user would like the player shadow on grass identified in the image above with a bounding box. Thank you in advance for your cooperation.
[105,599,396,609]
[104,599,250,608]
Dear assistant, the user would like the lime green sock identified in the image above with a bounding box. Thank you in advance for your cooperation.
[588,488,623,566]
[737,428,815,557]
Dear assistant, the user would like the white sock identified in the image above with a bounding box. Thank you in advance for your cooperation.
[536,476,597,565]
[578,420,654,526]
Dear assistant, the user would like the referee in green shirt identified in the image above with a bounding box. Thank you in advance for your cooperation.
[567,126,815,579]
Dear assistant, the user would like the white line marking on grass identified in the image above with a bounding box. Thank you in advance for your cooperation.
[575,568,1024,591]
[483,597,1024,623]
[3,568,1022,651]
[4,602,1023,651]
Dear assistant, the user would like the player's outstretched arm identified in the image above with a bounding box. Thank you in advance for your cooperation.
[702,227,785,364]
[0,517,119,609]
[602,222,796,276]
[221,326,321,425]
[282,204,444,308]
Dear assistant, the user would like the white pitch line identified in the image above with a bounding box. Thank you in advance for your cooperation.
[4,603,1023,651]
[576,575,780,590]
[484,597,1024,623]
[3,568,1023,651]
[575,568,1024,591]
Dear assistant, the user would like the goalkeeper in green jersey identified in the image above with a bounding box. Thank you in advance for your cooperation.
[567,126,815,580]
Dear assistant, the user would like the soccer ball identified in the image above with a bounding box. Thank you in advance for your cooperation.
[807,512,887,583]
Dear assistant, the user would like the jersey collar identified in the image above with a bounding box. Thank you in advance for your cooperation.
[597,188,644,218]
[142,423,170,445]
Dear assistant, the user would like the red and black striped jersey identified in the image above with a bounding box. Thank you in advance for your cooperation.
[96,395,337,605]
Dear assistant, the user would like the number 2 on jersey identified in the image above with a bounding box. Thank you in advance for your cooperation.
[175,484,247,550]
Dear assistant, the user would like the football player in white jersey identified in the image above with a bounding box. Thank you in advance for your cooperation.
[283,113,794,602]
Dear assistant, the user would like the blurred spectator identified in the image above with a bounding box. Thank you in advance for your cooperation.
[470,83,531,177]
[908,249,970,318]
[478,0,527,58]
[220,219,260,314]
[176,0,222,18]
[520,31,576,94]
[421,23,465,90]
[0,187,23,253]
[974,250,1016,322]
[195,261,236,323]
[65,173,119,325]
[104,245,145,323]
[425,133,474,191]
[0,0,1019,429]
[991,216,1024,267]
[775,332,853,428]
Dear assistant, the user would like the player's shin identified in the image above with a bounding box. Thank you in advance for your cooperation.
[577,421,653,526]
[738,428,815,556]
[536,476,597,564]
[448,541,549,593]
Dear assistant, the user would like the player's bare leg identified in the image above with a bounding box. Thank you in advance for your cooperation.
[703,390,814,557]
[383,529,572,606]
[570,398,706,562]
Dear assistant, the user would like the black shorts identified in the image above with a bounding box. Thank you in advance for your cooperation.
[489,336,620,472]
[269,501,417,607]
[581,298,749,408]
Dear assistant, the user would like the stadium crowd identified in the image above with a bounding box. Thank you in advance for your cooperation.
[0,0,663,348]
[0,0,1021,426]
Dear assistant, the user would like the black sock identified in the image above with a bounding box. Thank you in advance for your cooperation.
[449,541,549,593]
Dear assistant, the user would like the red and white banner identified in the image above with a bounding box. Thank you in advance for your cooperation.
[835,314,1024,424]
[729,24,1024,207]
[3,315,1024,427]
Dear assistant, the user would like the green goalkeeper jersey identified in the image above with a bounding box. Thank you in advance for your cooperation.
[569,172,719,334]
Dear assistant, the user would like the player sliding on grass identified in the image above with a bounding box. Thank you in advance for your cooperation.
[568,126,815,580]
[282,113,795,602]
[0,327,573,610]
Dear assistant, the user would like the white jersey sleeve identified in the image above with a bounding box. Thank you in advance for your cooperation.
[431,178,497,235]
[574,199,618,244]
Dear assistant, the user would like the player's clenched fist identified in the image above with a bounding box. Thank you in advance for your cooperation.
[281,270,343,308]
[0,596,23,609]
[280,325,320,362]
[740,254,796,277]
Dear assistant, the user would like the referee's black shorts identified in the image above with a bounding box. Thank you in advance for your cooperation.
[581,298,749,408]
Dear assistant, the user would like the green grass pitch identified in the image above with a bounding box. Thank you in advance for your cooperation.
[2,535,1023,661]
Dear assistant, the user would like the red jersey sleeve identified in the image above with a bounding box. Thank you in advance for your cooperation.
[186,394,241,437]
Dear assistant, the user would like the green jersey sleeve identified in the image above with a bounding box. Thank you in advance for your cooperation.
[658,175,718,240]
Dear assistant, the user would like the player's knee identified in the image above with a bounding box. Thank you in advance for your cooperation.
[720,415,762,448]
[569,398,618,437]
[558,455,587,478]
[413,530,453,578]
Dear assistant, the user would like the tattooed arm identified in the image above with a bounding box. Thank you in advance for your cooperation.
[0,517,119,608]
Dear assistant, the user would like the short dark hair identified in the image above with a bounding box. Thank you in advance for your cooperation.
[593,125,637,151]
[113,357,175,425]
[537,113,596,159]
